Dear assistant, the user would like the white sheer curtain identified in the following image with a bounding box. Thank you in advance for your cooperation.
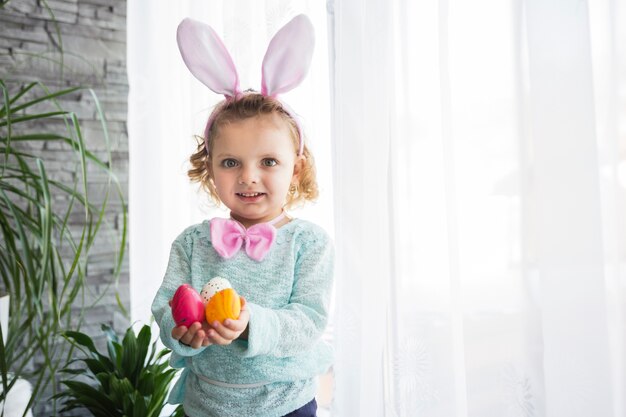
[329,0,625,416]
[127,1,332,326]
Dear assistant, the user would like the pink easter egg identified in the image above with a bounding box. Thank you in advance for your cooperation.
[171,284,205,327]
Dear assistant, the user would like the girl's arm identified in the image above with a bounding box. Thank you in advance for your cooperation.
[151,238,209,356]
[230,229,334,358]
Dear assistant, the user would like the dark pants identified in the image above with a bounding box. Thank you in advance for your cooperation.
[283,398,317,417]
[184,398,317,417]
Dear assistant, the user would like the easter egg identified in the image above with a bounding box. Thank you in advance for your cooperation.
[171,284,205,326]
[205,288,241,324]
[200,276,232,303]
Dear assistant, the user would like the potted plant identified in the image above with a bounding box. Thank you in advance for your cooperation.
[0,79,127,415]
[56,324,183,417]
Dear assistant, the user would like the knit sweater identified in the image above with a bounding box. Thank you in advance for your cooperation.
[151,218,334,417]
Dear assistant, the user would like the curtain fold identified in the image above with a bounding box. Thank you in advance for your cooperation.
[329,1,392,414]
[329,0,625,416]
[526,1,613,415]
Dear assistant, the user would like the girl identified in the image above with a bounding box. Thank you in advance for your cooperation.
[151,15,333,417]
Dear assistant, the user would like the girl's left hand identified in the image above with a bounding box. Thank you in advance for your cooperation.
[205,297,250,345]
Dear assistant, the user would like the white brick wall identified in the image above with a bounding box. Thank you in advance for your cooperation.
[0,1,128,415]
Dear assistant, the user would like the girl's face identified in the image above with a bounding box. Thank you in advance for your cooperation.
[210,114,302,228]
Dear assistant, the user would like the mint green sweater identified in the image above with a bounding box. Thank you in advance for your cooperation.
[151,218,334,417]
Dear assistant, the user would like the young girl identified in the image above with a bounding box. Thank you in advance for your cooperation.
[151,16,333,417]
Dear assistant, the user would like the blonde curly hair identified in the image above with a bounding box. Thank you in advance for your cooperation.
[188,93,318,208]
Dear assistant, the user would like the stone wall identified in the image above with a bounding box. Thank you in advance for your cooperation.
[0,0,128,415]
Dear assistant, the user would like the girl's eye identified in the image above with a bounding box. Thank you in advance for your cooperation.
[262,158,277,167]
[221,159,239,168]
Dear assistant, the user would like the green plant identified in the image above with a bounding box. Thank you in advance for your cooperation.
[0,78,127,415]
[57,324,184,417]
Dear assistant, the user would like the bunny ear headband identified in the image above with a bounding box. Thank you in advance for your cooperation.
[176,14,315,155]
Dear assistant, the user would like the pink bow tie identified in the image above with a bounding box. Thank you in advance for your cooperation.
[210,213,285,262]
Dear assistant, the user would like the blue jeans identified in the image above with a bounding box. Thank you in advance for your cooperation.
[283,398,317,417]
[184,398,317,417]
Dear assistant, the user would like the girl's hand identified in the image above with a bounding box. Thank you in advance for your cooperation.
[205,297,250,345]
[172,321,212,349]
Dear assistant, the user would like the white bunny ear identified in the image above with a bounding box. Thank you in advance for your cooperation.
[261,15,315,97]
[177,18,241,98]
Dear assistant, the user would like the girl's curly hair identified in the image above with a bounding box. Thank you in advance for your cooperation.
[188,93,318,208]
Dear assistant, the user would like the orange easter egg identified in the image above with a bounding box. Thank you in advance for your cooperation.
[205,288,241,323]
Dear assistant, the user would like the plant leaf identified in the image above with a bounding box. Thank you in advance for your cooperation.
[122,343,137,382]
[63,330,99,354]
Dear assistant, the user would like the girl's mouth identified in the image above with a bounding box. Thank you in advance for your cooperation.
[236,192,266,202]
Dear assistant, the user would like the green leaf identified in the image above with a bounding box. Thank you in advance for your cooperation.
[121,326,138,380]
[83,357,111,375]
[63,330,99,355]
[111,376,135,398]
[132,392,147,417]
[0,321,8,400]
[0,110,70,126]
[111,341,124,373]
[61,380,119,413]
[102,323,120,344]
[7,85,82,115]
[135,325,151,368]
[171,405,186,417]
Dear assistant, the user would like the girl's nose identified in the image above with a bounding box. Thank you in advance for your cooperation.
[238,165,259,185]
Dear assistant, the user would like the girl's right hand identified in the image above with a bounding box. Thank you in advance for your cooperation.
[172,321,212,349]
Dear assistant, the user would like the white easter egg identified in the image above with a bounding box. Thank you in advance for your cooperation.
[200,276,232,303]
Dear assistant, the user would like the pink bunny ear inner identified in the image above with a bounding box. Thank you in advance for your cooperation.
[177,18,241,98]
[261,14,315,97]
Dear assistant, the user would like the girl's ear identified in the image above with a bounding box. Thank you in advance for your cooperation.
[206,157,215,180]
[291,155,306,183]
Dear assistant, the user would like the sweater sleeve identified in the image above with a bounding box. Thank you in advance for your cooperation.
[151,237,208,357]
[234,230,334,358]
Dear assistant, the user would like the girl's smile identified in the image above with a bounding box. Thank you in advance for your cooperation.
[236,192,266,203]
[210,114,303,228]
